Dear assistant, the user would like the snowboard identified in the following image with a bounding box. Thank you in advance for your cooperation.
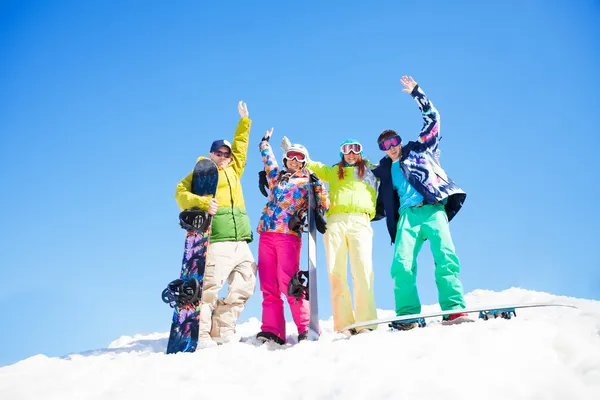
[165,159,218,354]
[339,302,578,333]
[306,181,320,340]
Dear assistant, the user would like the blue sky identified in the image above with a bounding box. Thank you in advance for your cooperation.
[1,0,599,366]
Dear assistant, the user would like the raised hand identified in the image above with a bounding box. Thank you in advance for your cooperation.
[280,136,292,152]
[400,75,418,94]
[238,101,249,118]
[264,127,274,141]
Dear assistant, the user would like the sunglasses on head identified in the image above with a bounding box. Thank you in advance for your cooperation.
[378,135,401,151]
[340,143,362,155]
[284,150,306,162]
[213,150,231,158]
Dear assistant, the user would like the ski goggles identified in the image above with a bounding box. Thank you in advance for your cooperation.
[378,135,402,151]
[284,150,306,162]
[212,150,231,158]
[340,143,362,155]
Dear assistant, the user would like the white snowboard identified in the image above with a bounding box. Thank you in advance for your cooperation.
[340,303,578,332]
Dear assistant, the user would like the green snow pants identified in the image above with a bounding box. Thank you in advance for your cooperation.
[391,203,466,316]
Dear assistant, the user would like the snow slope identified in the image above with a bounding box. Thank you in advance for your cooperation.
[1,288,600,400]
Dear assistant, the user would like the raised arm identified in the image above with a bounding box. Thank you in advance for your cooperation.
[401,76,440,150]
[305,159,332,183]
[259,127,280,188]
[230,101,252,176]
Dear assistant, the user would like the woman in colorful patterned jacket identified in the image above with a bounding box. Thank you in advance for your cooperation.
[255,128,329,345]
[305,140,379,336]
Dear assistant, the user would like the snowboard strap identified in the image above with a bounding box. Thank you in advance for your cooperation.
[161,278,201,308]
[179,208,211,233]
[479,308,517,320]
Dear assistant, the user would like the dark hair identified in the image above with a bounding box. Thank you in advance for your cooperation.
[337,155,366,180]
[377,130,401,144]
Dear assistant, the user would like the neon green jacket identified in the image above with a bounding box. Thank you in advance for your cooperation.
[305,160,378,220]
[175,117,253,243]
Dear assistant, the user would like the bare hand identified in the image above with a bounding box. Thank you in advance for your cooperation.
[264,127,274,141]
[238,101,249,118]
[400,75,418,94]
[208,198,218,216]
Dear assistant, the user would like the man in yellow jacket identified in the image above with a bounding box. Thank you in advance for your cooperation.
[175,101,257,348]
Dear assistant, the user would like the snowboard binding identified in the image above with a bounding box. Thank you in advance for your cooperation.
[179,208,211,233]
[479,308,516,320]
[389,318,426,331]
[162,278,201,308]
[287,270,309,301]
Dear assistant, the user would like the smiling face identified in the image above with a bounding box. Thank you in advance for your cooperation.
[343,152,360,165]
[286,158,303,171]
[209,146,232,168]
[385,144,402,161]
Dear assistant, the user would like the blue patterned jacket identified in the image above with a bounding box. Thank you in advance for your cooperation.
[372,85,467,243]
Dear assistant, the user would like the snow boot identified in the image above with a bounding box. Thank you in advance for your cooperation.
[442,312,474,325]
[256,331,285,345]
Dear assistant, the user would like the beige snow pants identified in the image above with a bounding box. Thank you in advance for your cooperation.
[199,241,257,341]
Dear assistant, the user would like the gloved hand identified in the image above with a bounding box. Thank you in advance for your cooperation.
[288,209,306,233]
[258,170,269,197]
[309,172,319,184]
[281,136,292,152]
[315,208,327,234]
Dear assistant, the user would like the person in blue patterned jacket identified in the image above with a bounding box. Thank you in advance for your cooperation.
[372,75,469,330]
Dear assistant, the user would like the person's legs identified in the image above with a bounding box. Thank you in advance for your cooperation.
[323,214,353,332]
[421,204,466,311]
[256,233,285,339]
[391,209,425,316]
[277,233,309,337]
[346,214,377,330]
[199,242,236,343]
[211,241,257,340]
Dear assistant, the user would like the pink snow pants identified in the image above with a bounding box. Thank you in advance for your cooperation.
[258,232,309,342]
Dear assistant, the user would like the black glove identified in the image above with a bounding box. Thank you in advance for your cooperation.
[288,210,306,233]
[315,208,327,234]
[258,170,269,197]
[309,172,319,184]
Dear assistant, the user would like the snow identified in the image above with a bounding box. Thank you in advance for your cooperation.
[1,288,600,400]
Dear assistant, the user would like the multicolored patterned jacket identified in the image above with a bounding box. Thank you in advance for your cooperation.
[372,85,467,243]
[256,141,330,237]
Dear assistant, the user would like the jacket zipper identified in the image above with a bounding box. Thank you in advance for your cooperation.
[224,169,238,240]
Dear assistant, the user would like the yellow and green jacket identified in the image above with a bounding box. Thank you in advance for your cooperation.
[305,160,378,220]
[175,117,253,243]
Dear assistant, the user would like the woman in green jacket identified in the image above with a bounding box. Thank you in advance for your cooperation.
[305,139,378,335]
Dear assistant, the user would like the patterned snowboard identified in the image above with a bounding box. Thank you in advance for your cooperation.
[166,159,218,354]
